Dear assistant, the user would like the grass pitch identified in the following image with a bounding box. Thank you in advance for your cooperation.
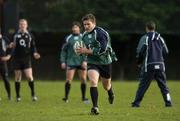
[0,81,179,121]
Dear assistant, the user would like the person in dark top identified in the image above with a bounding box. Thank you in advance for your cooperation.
[7,19,40,102]
[0,31,12,100]
[131,21,172,107]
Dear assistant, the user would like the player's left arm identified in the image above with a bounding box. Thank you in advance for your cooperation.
[0,44,11,61]
[3,36,11,48]
[160,37,169,59]
[76,29,108,55]
[0,54,11,61]
[3,36,14,55]
[30,34,40,59]
[92,29,108,55]
[60,42,69,69]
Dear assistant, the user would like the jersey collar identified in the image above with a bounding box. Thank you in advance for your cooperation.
[18,30,29,34]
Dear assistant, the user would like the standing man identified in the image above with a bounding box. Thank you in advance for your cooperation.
[9,19,40,102]
[131,21,172,107]
[76,14,117,115]
[0,30,11,100]
[60,21,89,103]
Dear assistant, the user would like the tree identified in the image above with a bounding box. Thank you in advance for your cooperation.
[8,0,180,33]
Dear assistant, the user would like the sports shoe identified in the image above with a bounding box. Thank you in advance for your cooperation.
[108,94,114,104]
[82,98,90,104]
[131,102,140,107]
[165,103,172,107]
[90,107,99,115]
[17,97,21,102]
[32,96,38,101]
[62,98,69,103]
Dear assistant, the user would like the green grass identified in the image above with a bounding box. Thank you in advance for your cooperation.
[0,81,179,121]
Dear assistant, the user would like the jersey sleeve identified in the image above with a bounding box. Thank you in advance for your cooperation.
[10,33,19,56]
[92,29,108,56]
[3,36,10,44]
[0,43,6,57]
[160,36,169,59]
[60,40,69,63]
[30,34,38,54]
[136,35,148,65]
[3,36,12,55]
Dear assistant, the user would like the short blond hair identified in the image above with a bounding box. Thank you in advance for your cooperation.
[19,19,28,24]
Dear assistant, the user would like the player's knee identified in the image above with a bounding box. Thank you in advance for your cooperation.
[66,76,73,81]
[102,83,108,90]
[102,83,111,91]
[2,74,8,82]
[90,80,98,87]
[15,76,21,82]
[26,76,33,81]
[102,85,109,91]
[81,78,87,83]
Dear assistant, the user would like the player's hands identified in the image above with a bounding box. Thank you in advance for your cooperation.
[76,47,92,55]
[76,47,87,54]
[61,63,66,69]
[1,55,11,61]
[8,42,15,48]
[81,61,87,70]
[33,52,41,59]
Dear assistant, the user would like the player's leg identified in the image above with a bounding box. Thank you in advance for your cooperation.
[88,69,100,115]
[155,70,172,107]
[23,68,37,101]
[78,68,88,101]
[62,68,76,102]
[101,77,114,104]
[99,64,114,104]
[1,72,11,100]
[14,70,22,102]
[0,63,11,100]
[132,71,154,107]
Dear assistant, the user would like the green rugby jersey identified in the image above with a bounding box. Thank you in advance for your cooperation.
[60,34,85,66]
[82,26,117,65]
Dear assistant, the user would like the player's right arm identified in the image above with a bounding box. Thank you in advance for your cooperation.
[0,41,11,61]
[0,54,11,61]
[30,34,40,60]
[136,35,148,66]
[4,36,16,60]
[8,33,18,58]
[60,37,69,69]
[60,43,68,69]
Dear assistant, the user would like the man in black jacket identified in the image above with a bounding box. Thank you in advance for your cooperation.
[132,21,172,107]
[0,31,11,100]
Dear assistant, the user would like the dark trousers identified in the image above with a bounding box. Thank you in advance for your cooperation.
[0,62,11,97]
[133,70,172,106]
